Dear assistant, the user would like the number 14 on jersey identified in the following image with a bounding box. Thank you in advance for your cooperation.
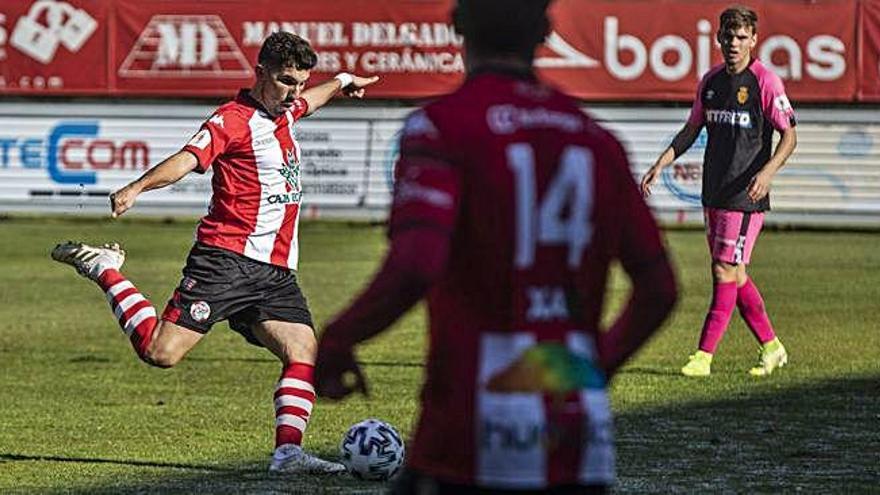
[507,144,594,270]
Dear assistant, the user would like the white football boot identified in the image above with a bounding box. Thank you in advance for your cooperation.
[268,444,346,475]
[51,241,125,281]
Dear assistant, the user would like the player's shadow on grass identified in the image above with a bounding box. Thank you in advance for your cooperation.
[0,453,240,473]
[618,366,682,376]
[10,375,879,494]
[183,356,426,368]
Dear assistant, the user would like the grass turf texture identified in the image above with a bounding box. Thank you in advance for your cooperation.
[0,216,878,494]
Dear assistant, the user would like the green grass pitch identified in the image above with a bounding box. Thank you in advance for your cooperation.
[0,216,878,493]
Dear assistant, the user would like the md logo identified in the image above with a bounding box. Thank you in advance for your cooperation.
[0,121,150,185]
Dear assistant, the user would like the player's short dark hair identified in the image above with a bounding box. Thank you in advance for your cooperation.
[258,32,317,72]
[452,0,552,60]
[719,5,758,34]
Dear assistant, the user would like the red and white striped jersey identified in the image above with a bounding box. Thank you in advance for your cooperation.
[183,90,308,270]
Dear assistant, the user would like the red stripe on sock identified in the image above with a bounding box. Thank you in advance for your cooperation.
[99,269,157,361]
[276,426,304,447]
[282,362,315,381]
[97,269,126,291]
[274,387,316,401]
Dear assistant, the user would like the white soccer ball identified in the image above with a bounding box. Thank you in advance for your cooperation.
[339,418,405,481]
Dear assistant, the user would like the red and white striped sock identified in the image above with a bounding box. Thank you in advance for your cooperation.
[97,268,157,360]
[274,362,316,449]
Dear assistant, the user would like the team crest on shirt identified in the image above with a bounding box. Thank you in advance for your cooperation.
[737,86,749,105]
[279,163,302,193]
[190,300,211,323]
[705,89,715,100]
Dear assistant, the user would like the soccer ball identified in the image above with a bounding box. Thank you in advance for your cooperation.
[339,418,405,481]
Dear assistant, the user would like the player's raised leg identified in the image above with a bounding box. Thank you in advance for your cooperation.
[51,241,203,367]
[253,320,345,475]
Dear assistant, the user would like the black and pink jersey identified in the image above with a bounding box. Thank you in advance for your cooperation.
[390,70,666,488]
[183,90,307,270]
[688,59,796,212]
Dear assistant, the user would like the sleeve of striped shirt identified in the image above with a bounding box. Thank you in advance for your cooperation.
[182,113,233,173]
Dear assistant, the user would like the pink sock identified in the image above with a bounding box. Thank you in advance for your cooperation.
[737,278,776,344]
[97,268,158,361]
[698,281,737,353]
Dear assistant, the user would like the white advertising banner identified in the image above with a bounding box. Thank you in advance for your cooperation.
[0,107,374,216]
[0,103,877,227]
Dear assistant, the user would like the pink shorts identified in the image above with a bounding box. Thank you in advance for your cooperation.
[704,208,764,265]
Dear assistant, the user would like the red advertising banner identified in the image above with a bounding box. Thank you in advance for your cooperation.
[860,0,880,100]
[0,0,108,94]
[112,0,462,97]
[541,0,857,101]
[0,0,868,101]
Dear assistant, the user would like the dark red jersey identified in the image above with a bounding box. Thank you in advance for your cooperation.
[183,90,308,269]
[390,70,667,488]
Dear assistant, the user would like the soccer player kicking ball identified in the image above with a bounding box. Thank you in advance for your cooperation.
[51,32,378,474]
[641,6,797,377]
[314,1,678,493]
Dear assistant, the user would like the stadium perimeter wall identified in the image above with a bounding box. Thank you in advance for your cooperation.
[0,102,877,228]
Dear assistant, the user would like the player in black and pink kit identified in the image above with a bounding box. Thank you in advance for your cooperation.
[315,1,678,493]
[642,6,797,377]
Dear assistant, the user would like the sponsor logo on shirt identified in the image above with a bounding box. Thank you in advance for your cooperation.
[487,104,583,135]
[485,342,605,394]
[267,192,302,205]
[279,158,302,193]
[705,109,752,128]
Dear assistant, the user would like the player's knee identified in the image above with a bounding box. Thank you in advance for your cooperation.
[142,344,182,369]
[282,329,317,365]
[712,262,737,282]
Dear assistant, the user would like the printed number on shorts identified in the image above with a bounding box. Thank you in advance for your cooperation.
[507,144,594,270]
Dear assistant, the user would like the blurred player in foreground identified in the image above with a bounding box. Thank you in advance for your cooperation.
[641,6,797,377]
[51,32,378,474]
[314,0,678,492]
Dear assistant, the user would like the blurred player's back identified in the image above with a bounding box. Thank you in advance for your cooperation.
[397,69,656,487]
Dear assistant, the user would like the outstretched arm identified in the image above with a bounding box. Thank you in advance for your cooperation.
[300,73,380,116]
[110,150,199,218]
[640,122,702,197]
